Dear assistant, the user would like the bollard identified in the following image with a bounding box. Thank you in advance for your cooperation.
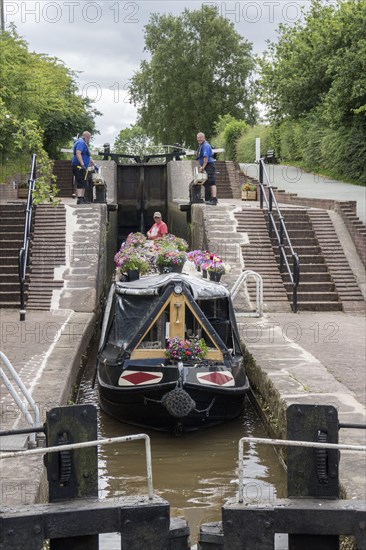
[45,405,98,550]
[287,404,339,550]
[94,183,107,203]
[190,183,204,204]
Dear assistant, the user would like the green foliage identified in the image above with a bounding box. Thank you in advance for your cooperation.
[113,124,164,161]
[0,26,99,159]
[275,120,303,162]
[212,114,236,160]
[13,121,60,204]
[235,125,272,163]
[222,119,248,161]
[260,0,366,123]
[211,115,248,160]
[259,0,366,184]
[129,6,257,147]
[274,115,366,184]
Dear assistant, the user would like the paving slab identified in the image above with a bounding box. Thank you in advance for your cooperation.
[0,309,96,505]
[237,311,366,500]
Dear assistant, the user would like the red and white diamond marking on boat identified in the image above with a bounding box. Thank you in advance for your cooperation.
[118,370,163,387]
[196,371,235,387]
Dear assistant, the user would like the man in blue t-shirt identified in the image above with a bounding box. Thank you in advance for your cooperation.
[71,131,96,204]
[196,132,218,205]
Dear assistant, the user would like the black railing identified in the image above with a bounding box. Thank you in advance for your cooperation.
[18,154,37,321]
[258,159,300,312]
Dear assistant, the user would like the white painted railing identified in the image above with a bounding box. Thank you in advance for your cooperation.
[0,351,41,448]
[230,270,263,317]
[0,433,154,499]
[238,436,366,503]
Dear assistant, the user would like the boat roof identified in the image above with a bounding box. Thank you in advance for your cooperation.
[115,272,231,300]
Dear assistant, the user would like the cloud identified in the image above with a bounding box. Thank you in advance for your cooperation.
[4,0,308,148]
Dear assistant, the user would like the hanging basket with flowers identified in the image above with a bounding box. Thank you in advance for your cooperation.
[165,337,208,363]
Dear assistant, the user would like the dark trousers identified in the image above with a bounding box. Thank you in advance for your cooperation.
[72,165,87,189]
[203,163,216,200]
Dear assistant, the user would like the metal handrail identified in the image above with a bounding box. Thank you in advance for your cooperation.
[18,153,37,321]
[231,270,263,317]
[238,436,366,503]
[0,351,41,448]
[0,433,154,499]
[258,159,300,312]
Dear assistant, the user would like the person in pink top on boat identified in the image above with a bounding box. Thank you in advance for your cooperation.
[147,212,168,240]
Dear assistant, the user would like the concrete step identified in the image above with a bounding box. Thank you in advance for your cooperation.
[0,248,21,258]
[283,272,332,282]
[0,219,25,227]
[0,265,19,274]
[299,264,329,273]
[284,282,335,292]
[272,238,319,247]
[296,301,343,311]
[0,232,24,241]
[0,290,28,301]
[275,254,326,264]
[292,291,339,302]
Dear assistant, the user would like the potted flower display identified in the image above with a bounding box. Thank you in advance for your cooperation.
[125,232,147,248]
[187,250,209,270]
[165,336,208,363]
[156,234,188,251]
[241,182,257,201]
[155,249,187,273]
[114,248,149,280]
[202,254,231,282]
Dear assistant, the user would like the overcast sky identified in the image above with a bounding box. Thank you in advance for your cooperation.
[3,0,309,148]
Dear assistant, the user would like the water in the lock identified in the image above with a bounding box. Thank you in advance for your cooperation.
[78,358,287,548]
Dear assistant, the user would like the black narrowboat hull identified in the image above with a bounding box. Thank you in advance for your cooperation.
[98,365,249,432]
[97,273,251,432]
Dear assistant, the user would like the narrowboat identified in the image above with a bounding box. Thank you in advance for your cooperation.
[97,272,250,432]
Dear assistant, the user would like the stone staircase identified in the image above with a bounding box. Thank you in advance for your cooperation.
[270,209,342,311]
[270,208,364,311]
[235,208,290,311]
[308,209,365,311]
[0,204,29,308]
[337,202,366,268]
[27,204,66,310]
[52,160,74,198]
[235,204,365,312]
[215,161,241,199]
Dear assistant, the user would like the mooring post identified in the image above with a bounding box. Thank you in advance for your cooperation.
[45,405,98,550]
[286,404,340,550]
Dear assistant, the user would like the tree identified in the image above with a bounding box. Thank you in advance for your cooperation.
[0,26,100,159]
[129,6,257,148]
[258,0,366,183]
[113,124,164,160]
[259,0,366,126]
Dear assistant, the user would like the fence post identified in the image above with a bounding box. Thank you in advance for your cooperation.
[259,160,264,209]
[45,405,98,550]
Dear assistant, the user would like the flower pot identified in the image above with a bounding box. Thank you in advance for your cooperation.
[209,271,222,282]
[170,264,183,273]
[158,264,183,274]
[241,190,257,201]
[202,269,208,279]
[127,269,140,281]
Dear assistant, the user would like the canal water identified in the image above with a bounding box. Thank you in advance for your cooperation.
[78,352,287,548]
